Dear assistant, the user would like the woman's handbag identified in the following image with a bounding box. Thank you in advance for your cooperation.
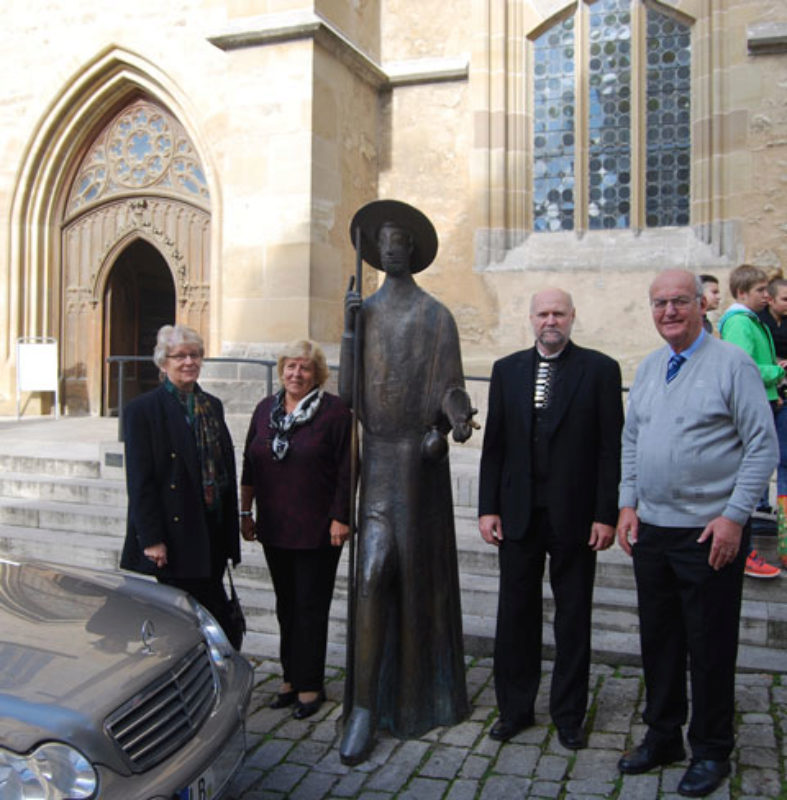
[225,564,246,650]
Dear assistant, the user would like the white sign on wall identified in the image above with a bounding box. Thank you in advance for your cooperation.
[16,338,59,419]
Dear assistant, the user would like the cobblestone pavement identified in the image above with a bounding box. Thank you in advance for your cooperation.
[226,656,787,800]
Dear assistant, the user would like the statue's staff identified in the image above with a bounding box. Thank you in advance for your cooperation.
[343,222,363,722]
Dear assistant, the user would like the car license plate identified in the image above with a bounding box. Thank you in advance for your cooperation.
[177,726,245,800]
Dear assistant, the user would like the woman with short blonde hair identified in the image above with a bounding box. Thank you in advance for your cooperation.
[241,338,351,719]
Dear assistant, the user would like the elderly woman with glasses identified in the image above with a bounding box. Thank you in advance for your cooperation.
[240,339,351,720]
[120,324,241,645]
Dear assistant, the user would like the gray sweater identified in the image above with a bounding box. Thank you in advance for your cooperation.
[619,334,778,527]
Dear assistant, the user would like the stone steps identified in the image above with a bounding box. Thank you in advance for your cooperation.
[0,471,126,506]
[0,439,784,671]
[0,524,123,571]
[0,452,101,479]
[0,497,125,536]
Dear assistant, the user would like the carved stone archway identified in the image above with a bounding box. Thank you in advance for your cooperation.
[61,98,211,413]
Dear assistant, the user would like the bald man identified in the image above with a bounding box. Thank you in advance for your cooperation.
[478,289,623,748]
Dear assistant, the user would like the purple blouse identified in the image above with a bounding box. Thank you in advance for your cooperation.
[241,392,352,549]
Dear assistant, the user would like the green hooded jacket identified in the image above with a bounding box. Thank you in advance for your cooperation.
[719,303,784,401]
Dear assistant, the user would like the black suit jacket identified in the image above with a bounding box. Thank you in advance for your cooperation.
[478,342,623,541]
[120,383,240,579]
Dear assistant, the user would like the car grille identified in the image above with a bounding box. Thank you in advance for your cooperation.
[104,643,218,771]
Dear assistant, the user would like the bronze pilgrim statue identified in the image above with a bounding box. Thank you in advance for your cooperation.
[338,200,477,765]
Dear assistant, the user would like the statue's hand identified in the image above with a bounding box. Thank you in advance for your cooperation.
[442,387,480,443]
[451,421,472,443]
[344,288,361,333]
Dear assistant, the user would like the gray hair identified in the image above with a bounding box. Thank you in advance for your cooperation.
[152,324,204,369]
[649,271,704,302]
[529,288,575,313]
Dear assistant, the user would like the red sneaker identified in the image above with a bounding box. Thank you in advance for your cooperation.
[744,550,781,579]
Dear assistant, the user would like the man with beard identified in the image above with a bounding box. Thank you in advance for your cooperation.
[478,288,623,749]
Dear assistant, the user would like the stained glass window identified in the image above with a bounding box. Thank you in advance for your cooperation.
[533,15,576,232]
[532,1,690,232]
[67,100,210,217]
[588,0,632,230]
[645,6,691,227]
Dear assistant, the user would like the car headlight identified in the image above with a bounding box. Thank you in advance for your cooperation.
[187,596,234,669]
[0,742,97,799]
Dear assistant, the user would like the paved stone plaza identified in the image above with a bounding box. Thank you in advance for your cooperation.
[0,416,783,798]
[227,655,787,800]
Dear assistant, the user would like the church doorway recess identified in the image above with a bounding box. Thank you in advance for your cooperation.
[59,97,212,414]
[102,239,175,415]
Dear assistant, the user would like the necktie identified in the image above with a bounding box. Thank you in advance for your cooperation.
[666,353,685,384]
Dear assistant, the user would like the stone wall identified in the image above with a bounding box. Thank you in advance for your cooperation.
[1,0,787,412]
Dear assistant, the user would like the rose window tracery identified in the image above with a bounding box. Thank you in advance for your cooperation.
[66,99,209,217]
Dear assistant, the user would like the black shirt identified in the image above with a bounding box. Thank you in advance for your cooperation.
[758,308,787,359]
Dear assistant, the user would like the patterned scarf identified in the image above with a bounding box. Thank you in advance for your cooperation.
[269,387,323,461]
[166,379,229,510]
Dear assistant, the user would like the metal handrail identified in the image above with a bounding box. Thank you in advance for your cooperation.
[106,355,279,441]
[106,353,632,445]
[106,354,492,442]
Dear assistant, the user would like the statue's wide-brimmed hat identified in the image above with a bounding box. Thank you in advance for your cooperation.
[350,199,438,273]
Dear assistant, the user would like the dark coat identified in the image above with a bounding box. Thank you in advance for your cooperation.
[120,383,240,579]
[241,392,352,550]
[478,342,623,540]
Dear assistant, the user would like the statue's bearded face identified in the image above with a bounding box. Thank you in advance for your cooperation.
[377,223,413,277]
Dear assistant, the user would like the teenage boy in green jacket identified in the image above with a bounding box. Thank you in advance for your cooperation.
[719,264,784,578]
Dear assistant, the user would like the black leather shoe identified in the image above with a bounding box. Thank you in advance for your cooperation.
[618,739,686,774]
[677,759,731,797]
[269,690,296,709]
[293,689,326,720]
[489,715,534,742]
[557,725,586,750]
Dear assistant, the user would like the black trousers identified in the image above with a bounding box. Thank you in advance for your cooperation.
[160,573,230,630]
[264,544,342,692]
[633,522,747,761]
[158,538,232,642]
[494,508,597,727]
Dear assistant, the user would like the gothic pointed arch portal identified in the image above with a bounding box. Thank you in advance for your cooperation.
[102,239,175,414]
[61,97,211,414]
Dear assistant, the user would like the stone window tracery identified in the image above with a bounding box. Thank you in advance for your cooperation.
[66,100,209,219]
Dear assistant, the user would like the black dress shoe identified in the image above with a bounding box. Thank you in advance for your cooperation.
[557,725,586,750]
[618,739,686,774]
[269,690,297,709]
[677,759,731,797]
[489,715,534,742]
[293,689,326,720]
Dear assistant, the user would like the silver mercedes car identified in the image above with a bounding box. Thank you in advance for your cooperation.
[0,558,254,799]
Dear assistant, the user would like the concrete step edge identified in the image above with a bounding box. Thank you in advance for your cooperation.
[0,471,127,493]
[0,497,126,518]
[0,454,101,478]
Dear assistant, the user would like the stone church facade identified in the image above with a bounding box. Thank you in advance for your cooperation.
[1,0,786,415]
